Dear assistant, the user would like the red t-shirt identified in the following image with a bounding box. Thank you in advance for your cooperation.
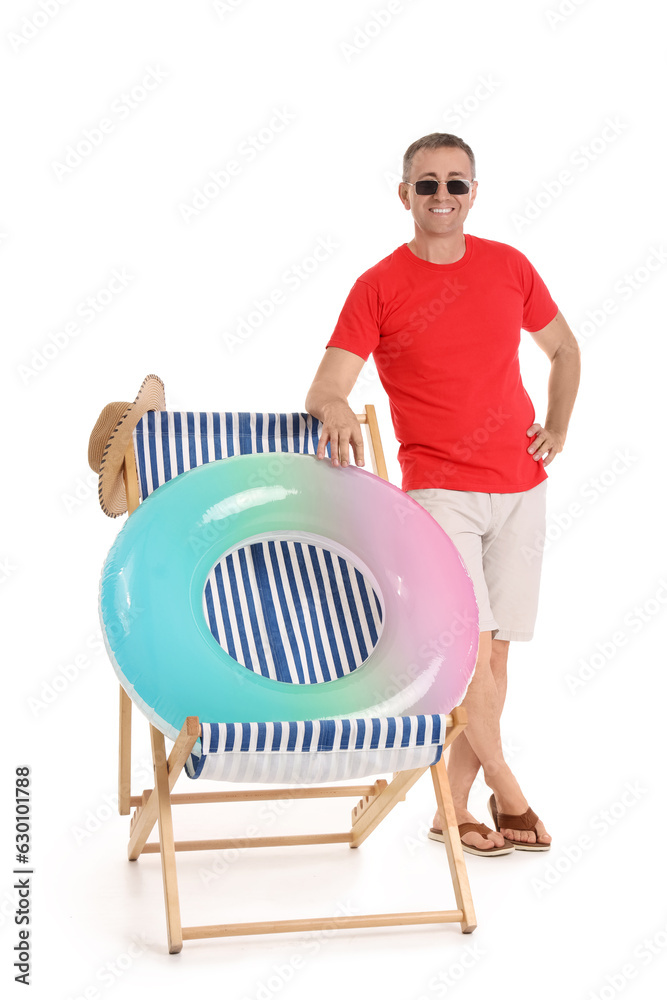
[327,234,558,493]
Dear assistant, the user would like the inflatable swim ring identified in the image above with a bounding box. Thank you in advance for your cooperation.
[99,454,478,740]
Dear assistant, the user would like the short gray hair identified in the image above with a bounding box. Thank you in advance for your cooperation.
[402,133,476,183]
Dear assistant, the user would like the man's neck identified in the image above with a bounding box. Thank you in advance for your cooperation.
[408,230,467,264]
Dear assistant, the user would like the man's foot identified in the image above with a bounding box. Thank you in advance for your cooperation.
[485,766,552,847]
[488,793,552,850]
[432,808,507,852]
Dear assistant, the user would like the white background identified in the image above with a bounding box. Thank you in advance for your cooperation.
[2,1,666,998]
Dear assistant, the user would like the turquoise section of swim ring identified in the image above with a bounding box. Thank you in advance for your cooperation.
[99,454,479,741]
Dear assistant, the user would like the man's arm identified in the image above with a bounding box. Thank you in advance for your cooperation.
[526,309,581,467]
[305,346,366,468]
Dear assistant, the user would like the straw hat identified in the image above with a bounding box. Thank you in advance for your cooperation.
[88,374,165,517]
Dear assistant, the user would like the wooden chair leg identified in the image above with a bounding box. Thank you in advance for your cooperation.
[128,718,200,860]
[349,768,426,847]
[118,688,132,815]
[430,756,477,933]
[150,725,183,954]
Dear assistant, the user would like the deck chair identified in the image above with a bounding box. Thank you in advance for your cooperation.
[107,398,476,952]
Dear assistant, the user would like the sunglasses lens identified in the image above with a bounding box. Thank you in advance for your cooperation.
[447,180,470,195]
[414,180,439,195]
[413,179,471,195]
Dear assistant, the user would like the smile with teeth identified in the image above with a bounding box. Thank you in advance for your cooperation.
[430,208,454,214]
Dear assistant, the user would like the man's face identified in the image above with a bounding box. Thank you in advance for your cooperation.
[399,146,477,236]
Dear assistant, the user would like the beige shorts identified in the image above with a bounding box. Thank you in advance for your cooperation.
[407,481,547,641]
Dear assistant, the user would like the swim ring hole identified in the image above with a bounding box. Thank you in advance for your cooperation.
[202,534,385,683]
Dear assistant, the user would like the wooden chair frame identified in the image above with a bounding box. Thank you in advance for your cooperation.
[115,404,477,951]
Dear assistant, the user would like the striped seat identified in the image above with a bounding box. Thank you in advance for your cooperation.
[132,410,449,781]
[186,716,447,783]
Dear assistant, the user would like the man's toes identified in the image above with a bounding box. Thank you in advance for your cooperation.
[463,833,498,852]
[506,829,533,843]
[483,831,505,848]
[536,822,551,844]
[501,824,551,845]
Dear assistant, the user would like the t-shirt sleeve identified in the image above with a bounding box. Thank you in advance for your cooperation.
[518,252,559,332]
[326,279,381,362]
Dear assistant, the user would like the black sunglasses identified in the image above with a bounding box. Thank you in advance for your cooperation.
[405,179,473,196]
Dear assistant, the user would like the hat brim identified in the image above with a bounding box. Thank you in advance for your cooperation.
[96,374,165,517]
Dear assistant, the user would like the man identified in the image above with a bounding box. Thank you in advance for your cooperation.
[305,132,580,855]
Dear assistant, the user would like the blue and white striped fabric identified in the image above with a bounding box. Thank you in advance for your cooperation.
[186,716,447,783]
[134,410,325,499]
[203,540,382,682]
[132,410,451,782]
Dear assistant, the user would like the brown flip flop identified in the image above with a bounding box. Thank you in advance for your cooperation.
[429,821,514,856]
[488,794,551,852]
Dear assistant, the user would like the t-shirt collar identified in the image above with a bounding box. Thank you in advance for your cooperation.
[398,233,474,271]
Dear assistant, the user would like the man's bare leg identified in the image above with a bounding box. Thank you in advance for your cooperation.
[433,636,509,850]
[433,633,551,849]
